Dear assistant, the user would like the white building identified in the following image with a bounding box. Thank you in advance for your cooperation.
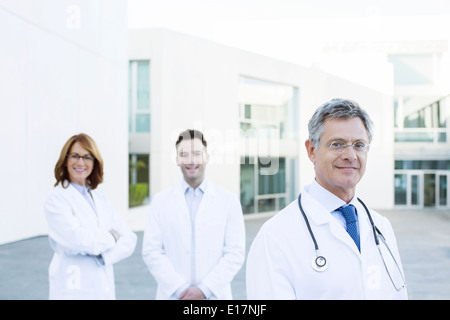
[127,28,395,228]
[320,40,450,209]
[0,1,129,245]
[1,3,400,245]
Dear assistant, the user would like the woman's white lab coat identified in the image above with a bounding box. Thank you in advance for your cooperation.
[142,180,246,300]
[44,183,137,300]
[246,186,408,300]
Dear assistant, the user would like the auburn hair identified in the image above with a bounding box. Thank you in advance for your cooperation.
[53,133,104,189]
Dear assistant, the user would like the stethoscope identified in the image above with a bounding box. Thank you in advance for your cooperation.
[298,193,386,271]
[298,193,407,291]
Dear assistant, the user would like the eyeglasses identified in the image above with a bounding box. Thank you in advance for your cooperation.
[67,153,95,163]
[322,140,370,154]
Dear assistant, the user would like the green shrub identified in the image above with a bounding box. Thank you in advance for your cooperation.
[129,182,149,207]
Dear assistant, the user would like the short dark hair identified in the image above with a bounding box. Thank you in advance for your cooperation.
[175,129,207,149]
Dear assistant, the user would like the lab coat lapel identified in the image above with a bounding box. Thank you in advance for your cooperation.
[65,184,98,225]
[173,182,190,221]
[302,190,361,256]
[195,182,215,221]
[89,189,108,227]
[301,190,334,226]
[354,201,372,254]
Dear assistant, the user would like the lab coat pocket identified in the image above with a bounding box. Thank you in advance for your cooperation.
[49,254,108,299]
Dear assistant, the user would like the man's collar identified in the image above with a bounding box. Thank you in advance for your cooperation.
[182,178,207,193]
[310,179,357,213]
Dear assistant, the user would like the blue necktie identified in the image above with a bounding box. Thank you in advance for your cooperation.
[338,204,360,252]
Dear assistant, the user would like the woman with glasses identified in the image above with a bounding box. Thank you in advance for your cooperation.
[246,98,408,300]
[44,133,137,299]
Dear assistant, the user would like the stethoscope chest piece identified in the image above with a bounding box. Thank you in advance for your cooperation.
[312,255,327,272]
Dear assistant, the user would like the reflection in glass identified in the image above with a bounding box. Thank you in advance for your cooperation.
[240,159,255,214]
[129,154,150,207]
[394,174,407,205]
[411,175,419,205]
[128,60,151,208]
[439,175,447,206]
[258,199,275,213]
[238,76,299,215]
[424,174,436,207]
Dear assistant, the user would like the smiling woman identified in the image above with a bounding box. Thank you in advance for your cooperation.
[43,133,137,300]
[53,133,104,189]
[65,144,95,186]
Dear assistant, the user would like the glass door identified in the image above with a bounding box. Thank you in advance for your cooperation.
[423,171,449,208]
[410,173,420,206]
[394,171,422,208]
[394,173,407,206]
[437,172,449,209]
[424,173,436,207]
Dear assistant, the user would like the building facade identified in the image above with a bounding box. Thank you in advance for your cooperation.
[321,40,450,210]
[390,41,450,210]
[1,8,401,245]
[127,28,396,228]
[0,1,129,245]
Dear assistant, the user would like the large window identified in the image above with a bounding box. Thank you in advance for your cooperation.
[394,95,450,143]
[129,61,150,133]
[239,77,299,214]
[239,77,298,140]
[128,60,151,208]
[241,156,294,214]
[395,160,450,170]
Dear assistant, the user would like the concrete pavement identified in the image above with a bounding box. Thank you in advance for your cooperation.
[0,209,449,300]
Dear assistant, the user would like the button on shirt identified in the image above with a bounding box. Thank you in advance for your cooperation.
[184,180,205,223]
[308,179,360,238]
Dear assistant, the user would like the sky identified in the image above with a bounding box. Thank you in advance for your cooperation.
[126,0,450,84]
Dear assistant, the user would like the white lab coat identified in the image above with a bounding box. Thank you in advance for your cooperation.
[246,184,408,300]
[142,179,246,300]
[44,183,137,300]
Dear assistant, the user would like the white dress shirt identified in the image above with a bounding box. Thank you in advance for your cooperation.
[308,179,360,237]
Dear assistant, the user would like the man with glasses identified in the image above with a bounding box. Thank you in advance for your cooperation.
[246,98,408,299]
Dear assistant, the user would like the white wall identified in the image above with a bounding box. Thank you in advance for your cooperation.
[0,0,128,245]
